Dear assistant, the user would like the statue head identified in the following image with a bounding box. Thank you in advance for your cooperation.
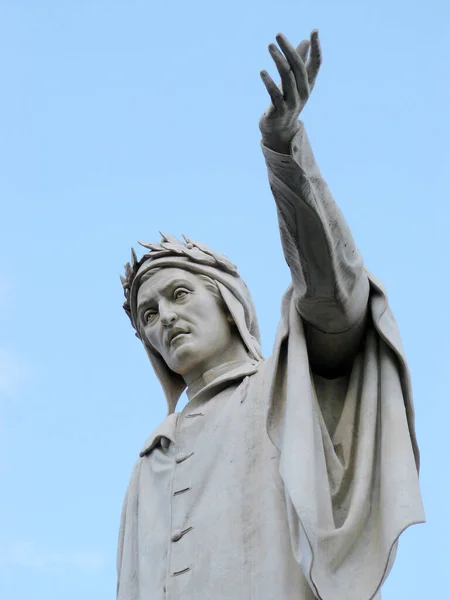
[121,234,262,413]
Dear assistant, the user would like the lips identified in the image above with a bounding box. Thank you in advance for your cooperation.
[167,328,189,345]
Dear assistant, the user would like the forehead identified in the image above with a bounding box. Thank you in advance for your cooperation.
[136,268,199,306]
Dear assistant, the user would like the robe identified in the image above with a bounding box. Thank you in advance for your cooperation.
[116,124,425,600]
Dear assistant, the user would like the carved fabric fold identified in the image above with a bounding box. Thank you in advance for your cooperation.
[266,278,424,600]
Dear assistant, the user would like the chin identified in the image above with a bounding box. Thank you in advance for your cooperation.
[167,347,202,376]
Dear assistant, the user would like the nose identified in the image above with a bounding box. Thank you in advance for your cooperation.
[159,303,177,327]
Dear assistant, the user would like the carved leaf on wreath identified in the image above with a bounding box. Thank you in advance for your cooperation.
[159,232,182,245]
[124,262,132,280]
[185,246,217,266]
[138,241,163,252]
[131,247,138,267]
[183,235,237,274]
[160,242,184,252]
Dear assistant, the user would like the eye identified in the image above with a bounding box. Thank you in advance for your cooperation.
[174,288,189,301]
[143,309,157,324]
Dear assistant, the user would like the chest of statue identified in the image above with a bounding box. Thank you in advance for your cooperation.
[123,365,315,599]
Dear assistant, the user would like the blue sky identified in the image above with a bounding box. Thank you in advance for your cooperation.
[0,1,448,598]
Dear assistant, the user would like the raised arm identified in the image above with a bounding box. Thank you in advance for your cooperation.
[259,32,370,377]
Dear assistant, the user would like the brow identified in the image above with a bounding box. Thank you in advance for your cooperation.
[137,278,194,314]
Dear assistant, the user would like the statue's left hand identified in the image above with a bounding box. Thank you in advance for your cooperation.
[259,31,322,154]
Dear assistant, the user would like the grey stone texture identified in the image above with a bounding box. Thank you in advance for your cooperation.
[117,31,424,600]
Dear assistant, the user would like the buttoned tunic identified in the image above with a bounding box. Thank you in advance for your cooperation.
[119,361,317,599]
[117,124,424,600]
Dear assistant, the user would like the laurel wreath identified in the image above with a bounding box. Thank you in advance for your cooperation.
[121,233,238,326]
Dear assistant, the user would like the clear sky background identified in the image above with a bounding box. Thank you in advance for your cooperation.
[0,1,448,599]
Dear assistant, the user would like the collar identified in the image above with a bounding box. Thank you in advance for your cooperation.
[186,359,260,403]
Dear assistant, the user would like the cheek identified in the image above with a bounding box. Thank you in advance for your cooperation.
[145,326,162,353]
[200,310,232,343]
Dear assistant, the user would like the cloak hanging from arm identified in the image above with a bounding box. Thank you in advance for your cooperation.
[261,123,425,600]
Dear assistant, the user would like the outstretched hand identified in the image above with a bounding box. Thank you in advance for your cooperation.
[259,31,322,154]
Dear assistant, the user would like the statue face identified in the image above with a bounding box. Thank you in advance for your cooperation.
[136,267,237,384]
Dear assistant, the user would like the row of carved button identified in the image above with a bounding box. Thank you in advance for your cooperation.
[168,413,201,579]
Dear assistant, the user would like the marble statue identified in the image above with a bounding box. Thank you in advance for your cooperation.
[117,30,425,600]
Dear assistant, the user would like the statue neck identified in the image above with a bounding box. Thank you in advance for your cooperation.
[182,335,251,387]
[186,358,260,404]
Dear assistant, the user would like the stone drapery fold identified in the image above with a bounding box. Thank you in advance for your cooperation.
[266,276,424,600]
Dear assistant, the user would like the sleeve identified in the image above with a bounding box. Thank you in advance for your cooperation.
[262,122,370,375]
[116,490,128,598]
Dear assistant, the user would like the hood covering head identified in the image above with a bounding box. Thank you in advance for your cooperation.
[121,233,262,414]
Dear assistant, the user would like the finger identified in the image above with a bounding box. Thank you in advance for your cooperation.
[296,39,310,63]
[268,43,297,105]
[260,70,284,111]
[306,29,322,89]
[276,33,309,100]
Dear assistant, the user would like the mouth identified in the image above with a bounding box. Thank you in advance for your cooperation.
[168,329,190,345]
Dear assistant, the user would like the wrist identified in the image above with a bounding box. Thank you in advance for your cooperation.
[261,124,301,155]
[261,138,291,155]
